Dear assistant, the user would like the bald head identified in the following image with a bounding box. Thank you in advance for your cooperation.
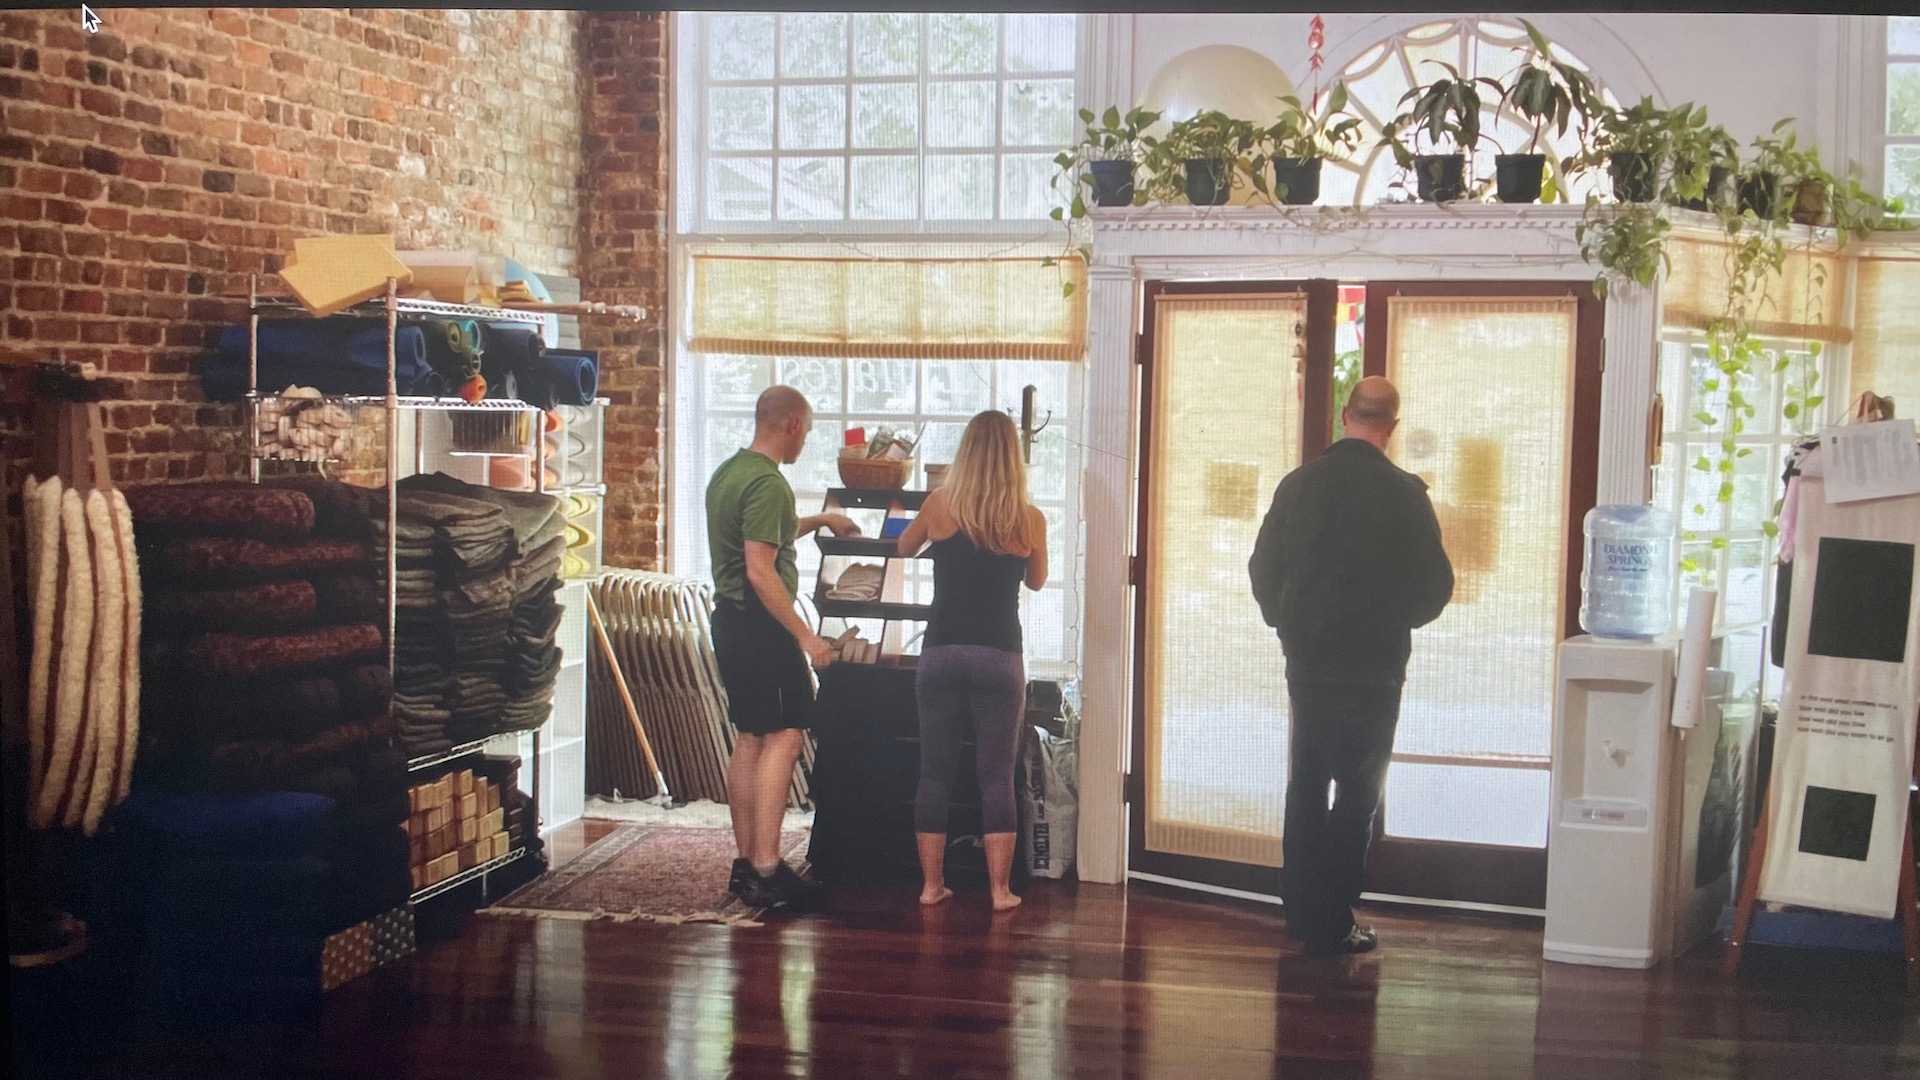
[1342,376,1400,448]
[751,385,813,464]
[755,385,810,429]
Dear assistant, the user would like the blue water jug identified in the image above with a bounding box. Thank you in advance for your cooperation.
[1579,504,1677,639]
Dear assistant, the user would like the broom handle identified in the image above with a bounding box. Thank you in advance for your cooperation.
[586,590,670,799]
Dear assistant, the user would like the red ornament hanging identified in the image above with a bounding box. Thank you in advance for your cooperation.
[1307,16,1327,112]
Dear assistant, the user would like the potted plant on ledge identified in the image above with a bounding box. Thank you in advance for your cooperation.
[1051,106,1160,213]
[1581,96,1671,203]
[1495,19,1600,204]
[1386,61,1503,203]
[1665,106,1740,212]
[1145,110,1262,206]
[1245,82,1365,207]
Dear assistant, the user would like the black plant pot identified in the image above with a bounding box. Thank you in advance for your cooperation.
[1183,159,1231,206]
[1414,154,1466,203]
[1494,154,1545,204]
[1087,160,1135,207]
[1739,171,1781,219]
[1609,152,1658,203]
[1676,163,1732,212]
[1270,157,1322,206]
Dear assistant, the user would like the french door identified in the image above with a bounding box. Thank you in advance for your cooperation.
[1129,279,1602,910]
[1129,280,1336,892]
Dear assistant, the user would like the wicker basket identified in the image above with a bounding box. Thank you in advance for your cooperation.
[838,452,912,490]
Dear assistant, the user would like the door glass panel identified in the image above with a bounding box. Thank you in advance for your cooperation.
[1384,296,1576,847]
[1143,295,1306,867]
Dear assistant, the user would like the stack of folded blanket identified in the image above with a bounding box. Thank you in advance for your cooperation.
[125,479,411,980]
[384,474,566,751]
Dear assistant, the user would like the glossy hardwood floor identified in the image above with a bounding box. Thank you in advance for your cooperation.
[17,819,1920,1079]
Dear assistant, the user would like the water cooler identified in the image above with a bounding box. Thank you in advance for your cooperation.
[1544,631,1736,967]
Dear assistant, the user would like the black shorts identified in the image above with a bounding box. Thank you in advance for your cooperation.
[710,599,813,735]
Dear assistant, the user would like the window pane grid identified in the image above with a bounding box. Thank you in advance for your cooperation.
[679,353,1081,678]
[696,13,1077,228]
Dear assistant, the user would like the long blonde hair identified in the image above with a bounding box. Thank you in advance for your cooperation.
[944,410,1030,556]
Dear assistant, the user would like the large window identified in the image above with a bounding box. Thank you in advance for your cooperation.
[1885,16,1920,207]
[1651,332,1836,704]
[683,12,1079,230]
[671,14,1089,678]
[1327,18,1619,207]
[676,354,1084,678]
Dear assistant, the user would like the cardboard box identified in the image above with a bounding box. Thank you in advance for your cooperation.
[409,864,426,892]
[458,816,479,845]
[435,776,453,808]
[458,842,480,871]
[488,831,510,861]
[407,786,424,814]
[425,825,448,860]
[480,807,504,838]
[457,791,478,822]
[427,852,459,885]
[453,769,475,796]
[425,806,449,833]
[481,782,499,814]
[408,836,425,868]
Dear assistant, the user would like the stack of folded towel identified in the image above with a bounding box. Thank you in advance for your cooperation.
[381,474,566,752]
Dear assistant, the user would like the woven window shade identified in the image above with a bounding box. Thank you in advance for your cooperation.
[1851,255,1920,416]
[1143,294,1305,868]
[1662,235,1851,344]
[688,255,1087,360]
[1385,297,1574,792]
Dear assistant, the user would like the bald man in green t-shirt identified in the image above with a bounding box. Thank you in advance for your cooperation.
[707,385,857,911]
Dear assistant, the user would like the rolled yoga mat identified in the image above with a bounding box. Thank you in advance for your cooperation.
[479,323,543,402]
[518,349,598,410]
[417,318,483,383]
[203,321,431,400]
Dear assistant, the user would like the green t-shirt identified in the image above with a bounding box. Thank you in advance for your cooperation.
[705,448,799,607]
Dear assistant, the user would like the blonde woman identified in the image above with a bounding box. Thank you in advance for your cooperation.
[896,410,1047,911]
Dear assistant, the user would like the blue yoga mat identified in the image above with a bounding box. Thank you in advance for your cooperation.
[520,348,598,409]
[203,321,431,399]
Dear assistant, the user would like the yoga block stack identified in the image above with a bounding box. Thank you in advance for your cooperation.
[406,768,511,891]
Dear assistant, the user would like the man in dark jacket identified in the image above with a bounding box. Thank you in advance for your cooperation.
[1248,376,1453,955]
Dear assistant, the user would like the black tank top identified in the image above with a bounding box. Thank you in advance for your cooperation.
[925,531,1027,652]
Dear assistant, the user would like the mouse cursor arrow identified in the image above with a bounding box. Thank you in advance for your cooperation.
[81,5,101,34]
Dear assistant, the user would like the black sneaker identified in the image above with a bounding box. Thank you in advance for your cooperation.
[767,861,824,911]
[728,859,781,908]
[1305,925,1378,956]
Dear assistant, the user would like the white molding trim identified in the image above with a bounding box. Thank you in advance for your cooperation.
[1077,204,1664,890]
[1075,257,1139,886]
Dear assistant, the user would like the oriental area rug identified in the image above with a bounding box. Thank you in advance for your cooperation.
[481,824,810,927]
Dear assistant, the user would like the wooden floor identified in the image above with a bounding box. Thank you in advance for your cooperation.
[17,819,1920,1079]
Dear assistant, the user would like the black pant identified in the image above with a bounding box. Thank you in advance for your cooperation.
[1281,680,1403,943]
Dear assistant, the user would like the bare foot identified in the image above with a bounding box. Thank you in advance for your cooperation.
[919,886,953,906]
[991,892,1023,912]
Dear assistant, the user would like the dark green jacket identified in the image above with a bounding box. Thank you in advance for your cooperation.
[1248,438,1454,685]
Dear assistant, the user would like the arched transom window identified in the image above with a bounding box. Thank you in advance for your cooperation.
[1321,18,1623,206]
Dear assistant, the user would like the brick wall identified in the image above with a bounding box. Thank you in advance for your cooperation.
[1,5,617,507]
[578,13,667,571]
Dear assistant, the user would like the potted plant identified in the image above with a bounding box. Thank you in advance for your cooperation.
[1578,96,1670,203]
[1144,110,1262,206]
[1495,19,1600,204]
[1575,201,1671,295]
[1664,106,1739,212]
[1244,82,1365,206]
[1738,119,1818,222]
[1386,62,1504,203]
[1050,106,1160,212]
